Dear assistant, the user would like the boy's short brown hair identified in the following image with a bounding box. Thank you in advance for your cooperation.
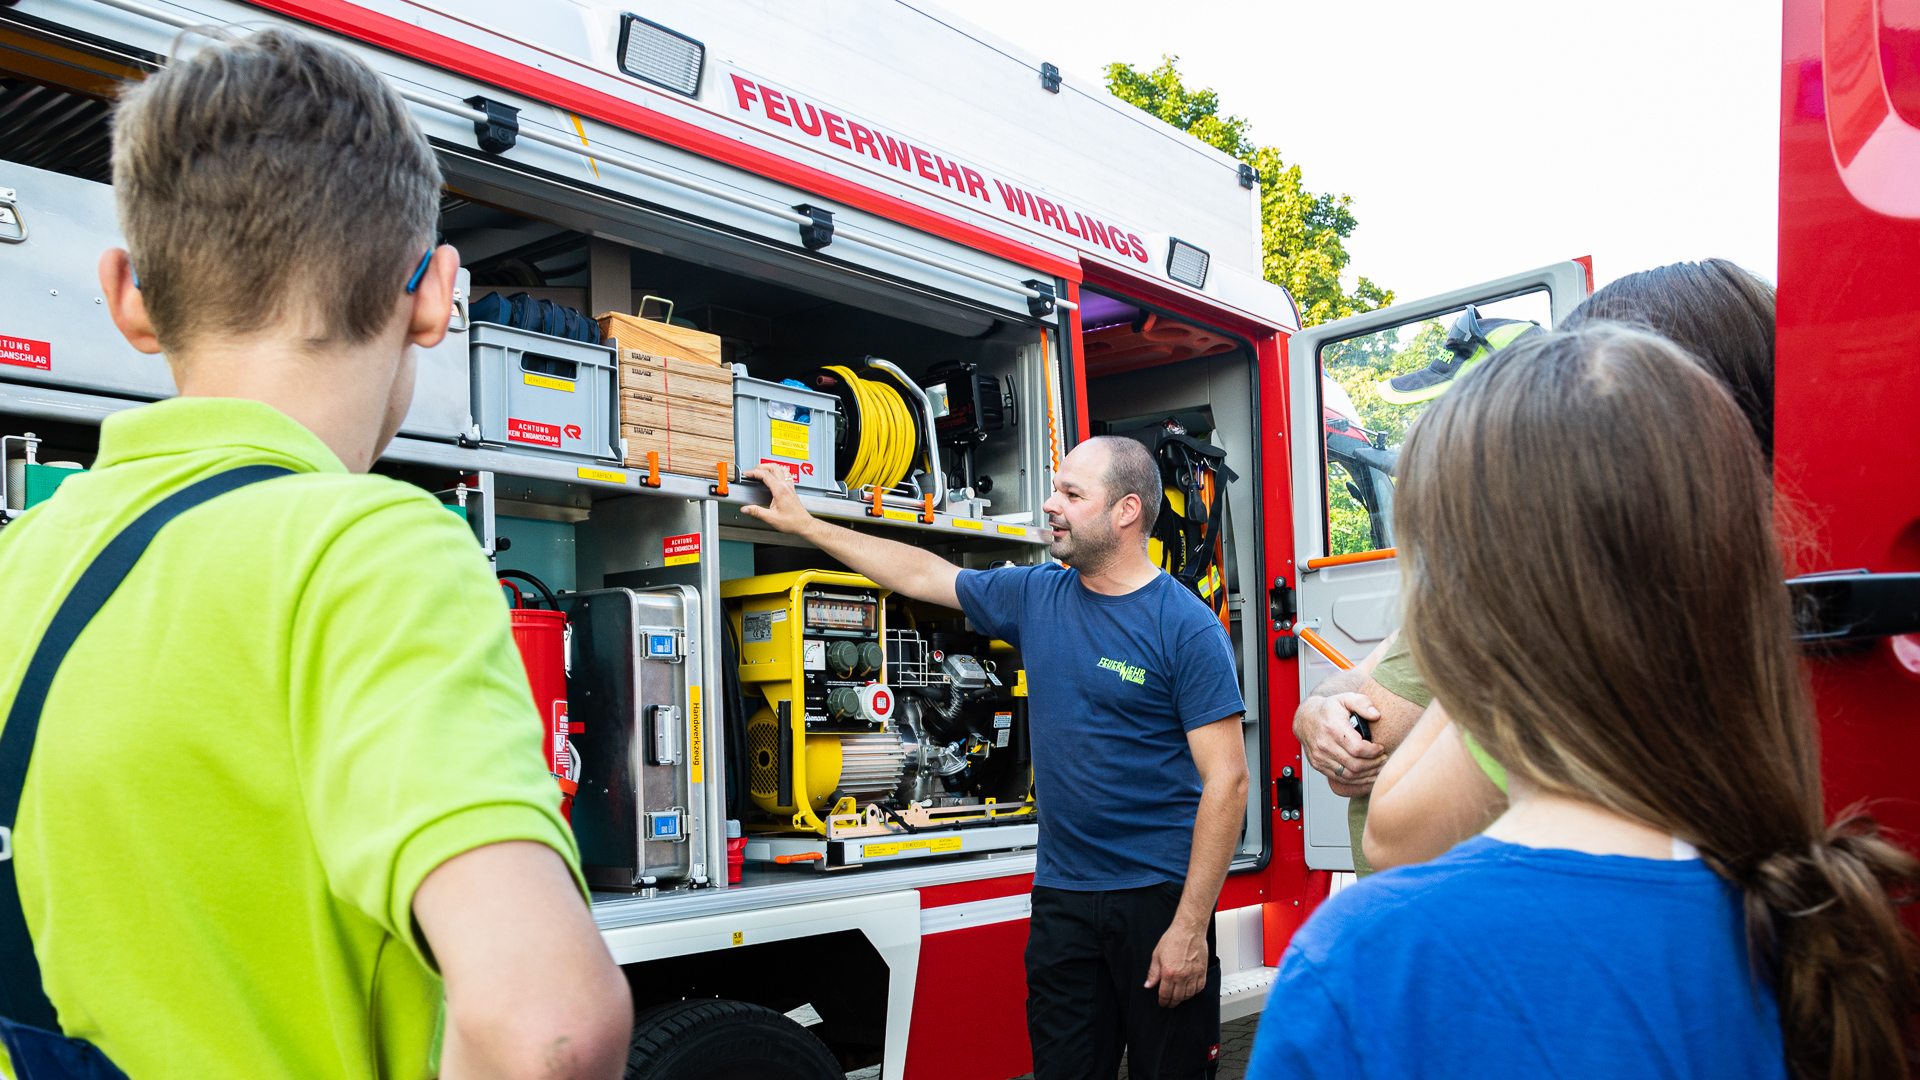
[111,29,442,351]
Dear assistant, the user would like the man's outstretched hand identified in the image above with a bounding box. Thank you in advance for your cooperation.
[740,464,818,537]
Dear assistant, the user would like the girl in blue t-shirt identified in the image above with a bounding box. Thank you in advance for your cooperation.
[1249,324,1920,1080]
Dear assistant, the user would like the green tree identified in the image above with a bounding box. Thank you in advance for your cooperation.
[1105,57,1391,326]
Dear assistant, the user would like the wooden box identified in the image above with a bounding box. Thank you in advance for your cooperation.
[598,312,724,367]
[618,350,733,407]
[623,423,734,477]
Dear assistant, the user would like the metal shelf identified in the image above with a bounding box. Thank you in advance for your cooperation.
[0,381,1051,545]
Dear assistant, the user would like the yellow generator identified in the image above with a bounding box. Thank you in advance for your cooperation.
[722,570,1036,864]
[724,571,899,833]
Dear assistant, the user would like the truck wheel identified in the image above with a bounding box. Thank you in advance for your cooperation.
[625,998,843,1080]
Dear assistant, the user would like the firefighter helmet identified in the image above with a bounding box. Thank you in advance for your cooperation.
[1376,304,1541,405]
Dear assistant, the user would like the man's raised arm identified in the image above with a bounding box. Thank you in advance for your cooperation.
[740,464,963,609]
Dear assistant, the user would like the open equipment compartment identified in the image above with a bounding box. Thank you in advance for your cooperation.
[1077,286,1271,870]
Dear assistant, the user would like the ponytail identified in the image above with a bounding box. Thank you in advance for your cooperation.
[1716,812,1920,1080]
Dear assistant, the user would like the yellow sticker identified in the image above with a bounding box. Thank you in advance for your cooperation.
[731,931,744,947]
[952,518,984,531]
[576,466,626,484]
[882,508,916,522]
[861,835,964,859]
[688,685,704,783]
[996,524,1028,537]
[769,419,810,460]
[523,372,575,392]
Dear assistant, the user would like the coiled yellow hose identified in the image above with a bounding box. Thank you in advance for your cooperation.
[825,365,916,492]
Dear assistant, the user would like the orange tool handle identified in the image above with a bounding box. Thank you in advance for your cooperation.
[1305,547,1397,571]
[921,493,936,524]
[712,460,730,497]
[868,486,885,518]
[773,852,826,864]
[641,450,662,488]
[1297,628,1353,670]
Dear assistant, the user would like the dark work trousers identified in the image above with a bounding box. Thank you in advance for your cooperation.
[1026,881,1221,1080]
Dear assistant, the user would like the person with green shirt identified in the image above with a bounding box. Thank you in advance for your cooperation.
[0,30,630,1079]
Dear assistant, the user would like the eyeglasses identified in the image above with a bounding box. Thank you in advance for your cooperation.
[405,248,433,294]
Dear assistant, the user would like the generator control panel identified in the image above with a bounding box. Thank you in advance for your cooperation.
[800,587,883,731]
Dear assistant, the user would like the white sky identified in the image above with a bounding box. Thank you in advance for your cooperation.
[944,0,1783,302]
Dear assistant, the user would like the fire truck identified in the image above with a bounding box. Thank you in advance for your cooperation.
[0,0,1913,1076]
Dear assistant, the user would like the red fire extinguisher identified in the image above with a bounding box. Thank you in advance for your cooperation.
[499,570,575,822]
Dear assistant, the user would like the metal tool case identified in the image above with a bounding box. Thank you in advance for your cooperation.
[0,162,174,400]
[568,585,710,889]
[0,162,474,440]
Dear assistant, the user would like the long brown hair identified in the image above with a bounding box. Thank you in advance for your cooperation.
[1563,258,1776,464]
[1397,324,1919,1080]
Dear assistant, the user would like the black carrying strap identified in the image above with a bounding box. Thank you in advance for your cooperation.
[0,465,292,1028]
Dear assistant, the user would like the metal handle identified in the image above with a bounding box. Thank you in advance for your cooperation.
[0,189,25,244]
[862,355,947,510]
[650,704,681,764]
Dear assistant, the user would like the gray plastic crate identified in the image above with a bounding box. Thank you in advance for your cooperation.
[470,321,619,463]
[734,374,837,493]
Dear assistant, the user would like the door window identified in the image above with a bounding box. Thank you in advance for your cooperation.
[1317,290,1552,557]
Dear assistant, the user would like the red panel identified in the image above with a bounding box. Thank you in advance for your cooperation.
[918,874,1034,910]
[1253,329,1311,964]
[906,920,1033,1080]
[246,0,1080,284]
[1777,0,1920,884]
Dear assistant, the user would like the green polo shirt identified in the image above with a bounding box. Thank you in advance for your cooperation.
[0,398,580,1080]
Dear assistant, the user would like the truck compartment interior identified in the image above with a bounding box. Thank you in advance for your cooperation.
[1079,288,1268,863]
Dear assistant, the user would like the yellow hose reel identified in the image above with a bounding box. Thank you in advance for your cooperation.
[799,365,926,495]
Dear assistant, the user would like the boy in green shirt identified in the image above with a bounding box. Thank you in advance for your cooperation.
[0,30,630,1079]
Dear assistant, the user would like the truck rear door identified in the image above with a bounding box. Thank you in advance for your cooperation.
[1283,261,1588,871]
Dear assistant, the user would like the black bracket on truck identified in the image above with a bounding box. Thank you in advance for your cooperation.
[1023,280,1055,319]
[1789,571,1920,650]
[793,204,834,250]
[463,96,520,154]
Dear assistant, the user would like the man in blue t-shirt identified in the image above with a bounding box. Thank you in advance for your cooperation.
[744,436,1248,1080]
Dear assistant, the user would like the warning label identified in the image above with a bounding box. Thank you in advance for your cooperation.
[759,457,817,481]
[663,532,701,566]
[0,336,51,371]
[769,419,810,459]
[862,836,962,859]
[507,417,561,447]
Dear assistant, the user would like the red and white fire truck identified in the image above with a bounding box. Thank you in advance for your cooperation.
[0,0,1912,1076]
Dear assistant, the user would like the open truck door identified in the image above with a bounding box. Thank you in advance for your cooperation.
[1282,261,1589,871]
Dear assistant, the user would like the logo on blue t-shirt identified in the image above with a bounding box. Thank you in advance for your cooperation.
[1096,656,1147,686]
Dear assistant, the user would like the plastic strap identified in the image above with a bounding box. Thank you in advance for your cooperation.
[0,464,292,1028]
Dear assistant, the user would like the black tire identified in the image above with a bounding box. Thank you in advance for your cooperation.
[625,998,842,1080]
